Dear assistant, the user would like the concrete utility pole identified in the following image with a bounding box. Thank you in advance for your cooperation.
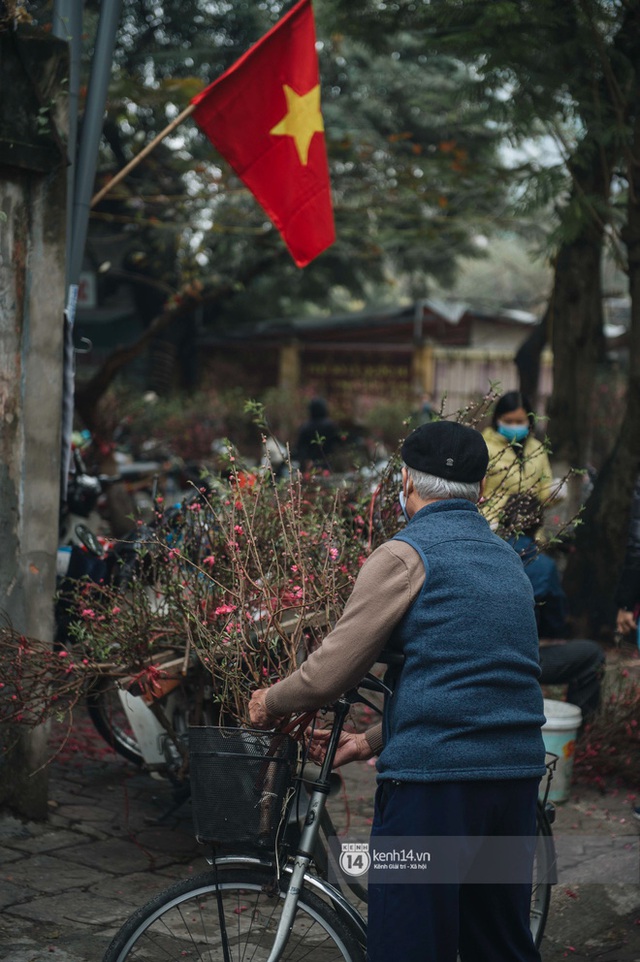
[0,26,69,817]
[55,0,122,496]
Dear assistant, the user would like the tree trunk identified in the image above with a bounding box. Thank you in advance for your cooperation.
[563,105,640,637]
[546,225,607,471]
[561,377,640,639]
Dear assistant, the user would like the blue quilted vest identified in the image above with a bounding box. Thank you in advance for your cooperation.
[377,499,546,783]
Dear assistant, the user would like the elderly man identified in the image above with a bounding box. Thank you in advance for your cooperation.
[250,420,546,962]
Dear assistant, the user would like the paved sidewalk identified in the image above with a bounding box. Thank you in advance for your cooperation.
[0,712,638,962]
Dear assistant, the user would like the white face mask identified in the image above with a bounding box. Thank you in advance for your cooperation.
[399,489,410,522]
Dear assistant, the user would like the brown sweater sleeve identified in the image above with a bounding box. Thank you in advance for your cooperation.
[265,540,425,729]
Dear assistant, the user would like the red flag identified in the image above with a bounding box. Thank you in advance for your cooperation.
[190,0,335,268]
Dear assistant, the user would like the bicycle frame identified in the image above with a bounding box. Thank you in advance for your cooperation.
[253,698,356,962]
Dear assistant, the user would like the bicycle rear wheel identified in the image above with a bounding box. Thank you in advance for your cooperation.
[103,866,365,962]
[530,802,554,947]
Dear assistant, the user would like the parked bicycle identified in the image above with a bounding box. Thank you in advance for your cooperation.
[103,666,556,962]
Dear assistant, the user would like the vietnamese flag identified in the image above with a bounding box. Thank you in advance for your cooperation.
[190,0,335,268]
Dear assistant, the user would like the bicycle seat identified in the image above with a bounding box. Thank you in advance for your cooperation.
[358,674,390,696]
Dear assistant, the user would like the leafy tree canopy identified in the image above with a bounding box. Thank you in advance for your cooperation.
[326,0,639,248]
[50,0,524,326]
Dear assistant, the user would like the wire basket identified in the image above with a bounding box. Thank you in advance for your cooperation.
[188,726,299,851]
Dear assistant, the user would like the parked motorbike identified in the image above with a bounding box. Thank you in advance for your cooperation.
[57,447,216,784]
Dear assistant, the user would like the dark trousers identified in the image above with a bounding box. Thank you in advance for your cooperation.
[367,779,541,962]
[539,640,605,723]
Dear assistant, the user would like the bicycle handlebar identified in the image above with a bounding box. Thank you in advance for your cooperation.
[276,651,400,742]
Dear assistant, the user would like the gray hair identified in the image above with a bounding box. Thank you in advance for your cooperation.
[406,466,481,503]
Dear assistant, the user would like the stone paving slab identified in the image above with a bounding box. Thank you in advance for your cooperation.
[2,828,90,854]
[0,925,114,962]
[0,843,22,863]
[542,894,640,961]
[8,890,128,927]
[86,867,190,902]
[60,837,181,874]
[0,878,28,910]
[133,823,199,858]
[0,814,31,840]
[0,939,91,962]
[4,851,106,893]
[50,803,124,824]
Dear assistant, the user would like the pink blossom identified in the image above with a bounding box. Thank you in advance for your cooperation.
[168,548,181,559]
[111,606,121,615]
[234,525,244,535]
[58,650,68,658]
[329,547,339,560]
[215,604,237,616]
[202,555,215,567]
[81,608,95,619]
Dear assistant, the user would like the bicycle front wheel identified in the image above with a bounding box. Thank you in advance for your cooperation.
[103,867,365,962]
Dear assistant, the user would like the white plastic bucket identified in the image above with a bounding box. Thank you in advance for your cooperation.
[541,698,582,803]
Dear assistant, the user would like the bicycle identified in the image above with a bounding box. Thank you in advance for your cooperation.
[103,665,556,962]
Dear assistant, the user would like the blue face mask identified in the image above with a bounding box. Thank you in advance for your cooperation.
[497,422,529,443]
[399,490,410,523]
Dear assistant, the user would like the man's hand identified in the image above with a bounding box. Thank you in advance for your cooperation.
[616,608,636,636]
[249,688,280,729]
[307,728,374,769]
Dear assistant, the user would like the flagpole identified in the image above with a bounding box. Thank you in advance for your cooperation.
[90,102,198,207]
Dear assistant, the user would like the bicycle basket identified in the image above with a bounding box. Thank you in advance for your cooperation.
[188,726,299,851]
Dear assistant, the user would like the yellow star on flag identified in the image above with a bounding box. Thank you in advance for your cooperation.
[270,84,325,166]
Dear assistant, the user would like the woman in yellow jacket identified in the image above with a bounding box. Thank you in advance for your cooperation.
[481,391,553,527]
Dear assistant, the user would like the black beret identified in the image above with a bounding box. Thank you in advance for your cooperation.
[401,421,489,483]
